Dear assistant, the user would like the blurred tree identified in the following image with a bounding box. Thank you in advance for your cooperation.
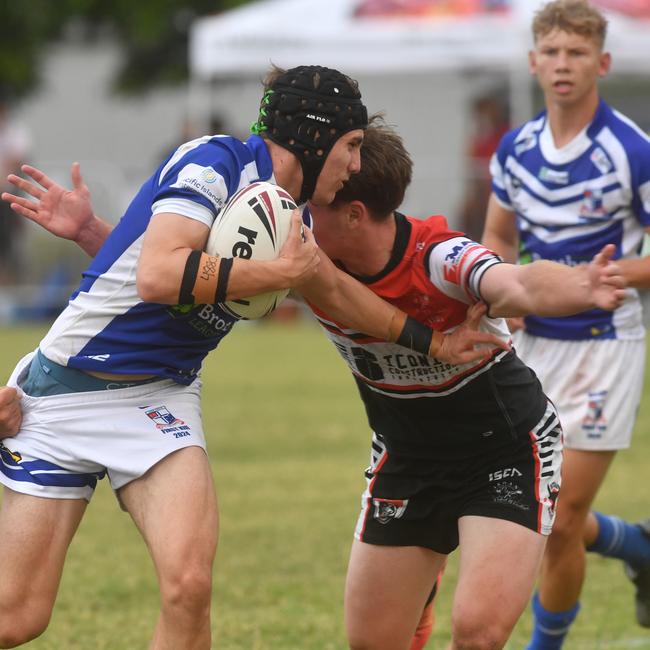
[0,0,252,98]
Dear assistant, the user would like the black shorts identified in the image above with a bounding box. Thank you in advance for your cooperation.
[354,400,563,555]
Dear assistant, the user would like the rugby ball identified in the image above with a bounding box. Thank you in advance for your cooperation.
[205,181,297,319]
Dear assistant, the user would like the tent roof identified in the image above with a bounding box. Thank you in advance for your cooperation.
[190,0,650,79]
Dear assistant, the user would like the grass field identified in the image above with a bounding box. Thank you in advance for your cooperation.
[1,320,650,649]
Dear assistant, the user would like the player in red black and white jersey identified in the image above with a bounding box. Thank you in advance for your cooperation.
[307,118,626,650]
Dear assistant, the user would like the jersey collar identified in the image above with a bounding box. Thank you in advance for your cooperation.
[341,211,411,285]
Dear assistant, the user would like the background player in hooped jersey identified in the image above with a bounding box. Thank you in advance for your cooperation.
[482,2,650,648]
[305,118,626,650]
[0,66,508,650]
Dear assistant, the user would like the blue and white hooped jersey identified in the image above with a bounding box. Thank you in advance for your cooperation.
[39,135,275,384]
[491,100,650,340]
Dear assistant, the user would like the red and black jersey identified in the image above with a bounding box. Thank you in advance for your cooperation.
[311,212,548,452]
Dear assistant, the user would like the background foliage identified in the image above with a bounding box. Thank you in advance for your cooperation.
[0,0,252,99]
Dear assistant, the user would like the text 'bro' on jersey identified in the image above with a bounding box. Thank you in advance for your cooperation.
[491,99,650,341]
[38,134,294,385]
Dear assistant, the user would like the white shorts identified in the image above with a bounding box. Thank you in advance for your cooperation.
[0,352,207,501]
[513,333,645,451]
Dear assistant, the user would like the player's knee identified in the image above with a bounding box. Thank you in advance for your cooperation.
[160,563,213,620]
[548,505,588,549]
[0,607,50,648]
[451,613,510,650]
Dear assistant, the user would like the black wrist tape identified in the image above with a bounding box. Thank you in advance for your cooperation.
[214,257,234,304]
[396,316,434,354]
[179,249,202,305]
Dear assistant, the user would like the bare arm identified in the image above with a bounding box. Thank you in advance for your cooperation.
[2,163,112,256]
[137,210,320,304]
[615,227,650,289]
[481,193,519,263]
[480,244,626,318]
[297,251,509,365]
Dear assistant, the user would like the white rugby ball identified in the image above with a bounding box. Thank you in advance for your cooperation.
[205,181,297,319]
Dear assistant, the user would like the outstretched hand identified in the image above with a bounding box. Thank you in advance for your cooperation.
[588,244,627,311]
[435,302,511,365]
[0,386,22,438]
[1,162,95,242]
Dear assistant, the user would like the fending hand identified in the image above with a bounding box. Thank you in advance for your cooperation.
[1,162,95,242]
[435,302,511,364]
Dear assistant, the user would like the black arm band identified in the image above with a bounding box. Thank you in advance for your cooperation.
[214,257,234,304]
[179,249,202,305]
[396,316,434,355]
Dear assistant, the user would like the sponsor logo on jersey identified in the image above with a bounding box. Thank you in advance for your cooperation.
[85,354,110,362]
[143,405,191,437]
[582,390,607,438]
[590,147,612,174]
[200,167,219,183]
[443,239,473,284]
[372,498,408,524]
[579,188,608,221]
[538,166,569,185]
[171,163,226,211]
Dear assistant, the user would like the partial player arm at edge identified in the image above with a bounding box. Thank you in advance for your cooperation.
[615,227,650,289]
[480,244,627,318]
[481,194,519,263]
[1,162,113,257]
[0,386,22,438]
[297,251,509,364]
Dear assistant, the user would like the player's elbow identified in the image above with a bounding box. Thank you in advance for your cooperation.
[136,263,174,304]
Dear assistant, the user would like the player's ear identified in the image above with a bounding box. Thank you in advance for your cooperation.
[598,51,611,77]
[348,201,367,229]
[528,49,537,75]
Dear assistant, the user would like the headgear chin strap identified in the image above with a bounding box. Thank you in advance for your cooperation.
[251,66,368,203]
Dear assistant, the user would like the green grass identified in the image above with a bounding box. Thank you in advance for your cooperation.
[1,321,650,649]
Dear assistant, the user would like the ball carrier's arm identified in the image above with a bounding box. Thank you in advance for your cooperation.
[1,163,506,364]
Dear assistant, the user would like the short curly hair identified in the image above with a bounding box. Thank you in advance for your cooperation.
[533,0,608,48]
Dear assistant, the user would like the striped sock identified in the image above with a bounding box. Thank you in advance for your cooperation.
[525,592,579,650]
[587,512,650,567]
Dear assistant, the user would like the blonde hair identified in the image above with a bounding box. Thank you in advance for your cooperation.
[532,0,608,48]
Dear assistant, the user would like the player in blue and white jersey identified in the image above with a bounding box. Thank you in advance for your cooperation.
[483,2,650,647]
[0,66,505,649]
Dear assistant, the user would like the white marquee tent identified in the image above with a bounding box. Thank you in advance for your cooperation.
[187,0,650,221]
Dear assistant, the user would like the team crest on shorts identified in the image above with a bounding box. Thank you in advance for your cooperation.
[372,498,408,524]
[141,405,192,438]
[491,481,529,511]
[543,481,561,516]
[144,405,184,429]
[582,390,607,438]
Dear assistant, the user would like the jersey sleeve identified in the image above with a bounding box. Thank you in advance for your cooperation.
[151,138,237,229]
[630,139,650,227]
[426,237,503,304]
[490,129,519,210]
